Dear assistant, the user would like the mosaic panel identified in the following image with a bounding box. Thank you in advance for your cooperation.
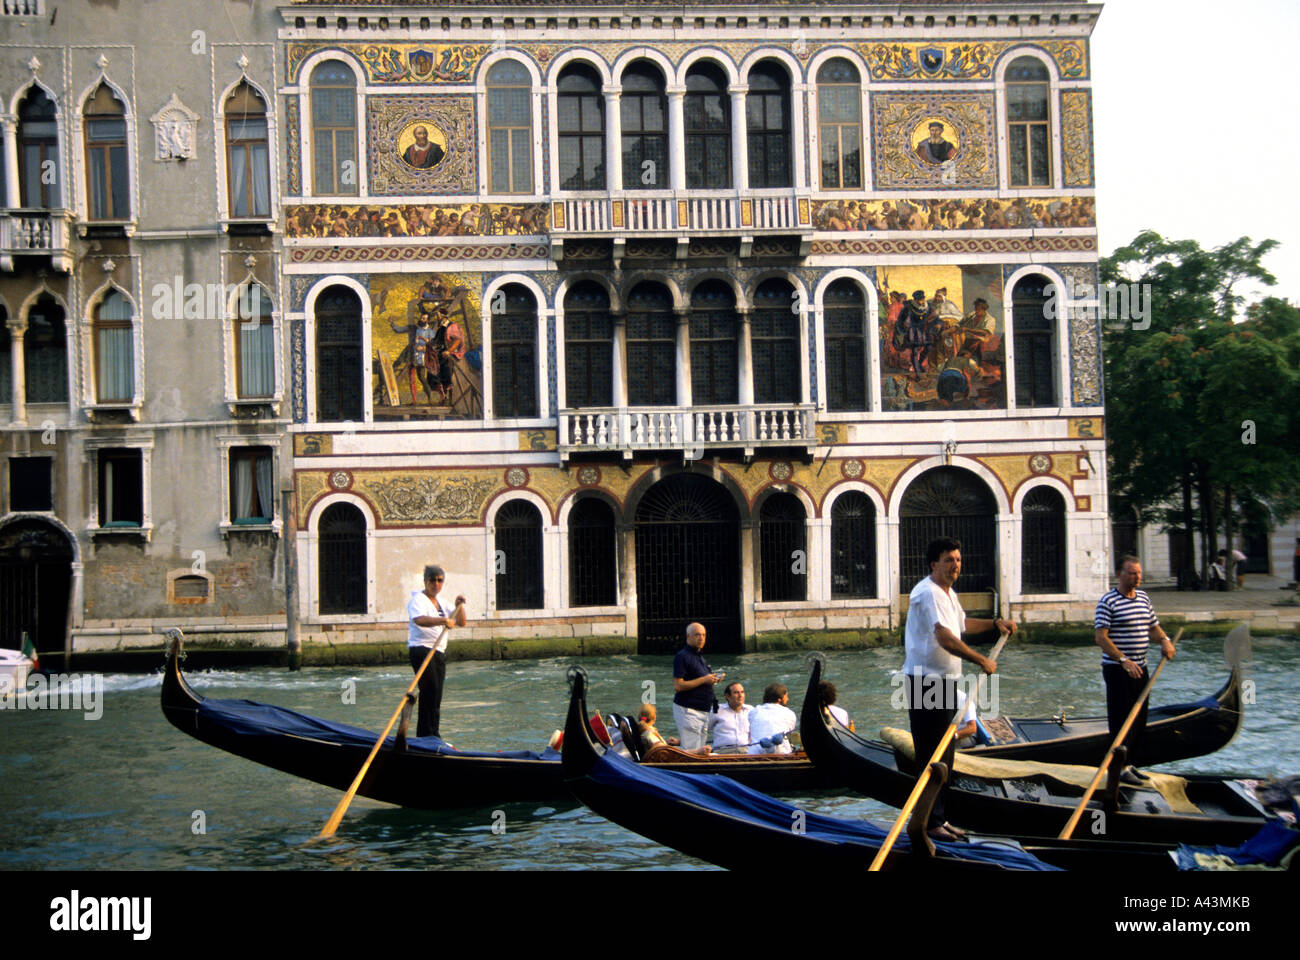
[284,98,301,196]
[285,202,548,238]
[1061,90,1095,188]
[287,43,490,84]
[860,39,1088,81]
[288,243,550,263]
[872,92,997,190]
[811,237,1097,257]
[813,196,1095,232]
[291,317,306,422]
[367,95,478,196]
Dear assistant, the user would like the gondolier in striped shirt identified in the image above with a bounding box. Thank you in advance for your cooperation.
[1094,555,1175,783]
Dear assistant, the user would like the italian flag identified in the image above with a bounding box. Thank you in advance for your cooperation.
[21,634,39,672]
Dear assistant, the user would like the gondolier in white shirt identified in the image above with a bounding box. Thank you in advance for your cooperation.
[1094,554,1175,783]
[407,565,467,739]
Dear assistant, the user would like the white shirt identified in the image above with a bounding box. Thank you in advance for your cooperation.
[747,702,797,754]
[407,590,452,652]
[828,704,851,729]
[953,688,978,727]
[709,703,753,749]
[903,576,965,678]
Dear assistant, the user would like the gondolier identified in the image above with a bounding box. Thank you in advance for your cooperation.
[902,537,1015,840]
[408,565,467,739]
[1094,555,1175,782]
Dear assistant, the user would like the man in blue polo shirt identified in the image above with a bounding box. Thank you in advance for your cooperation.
[1094,554,1176,783]
[672,622,723,751]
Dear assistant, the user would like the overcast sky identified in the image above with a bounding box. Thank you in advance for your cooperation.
[1091,0,1300,306]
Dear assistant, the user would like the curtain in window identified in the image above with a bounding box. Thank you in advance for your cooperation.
[96,293,134,403]
[255,452,274,520]
[232,455,254,519]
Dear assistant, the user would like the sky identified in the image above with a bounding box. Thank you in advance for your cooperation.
[1090,0,1300,306]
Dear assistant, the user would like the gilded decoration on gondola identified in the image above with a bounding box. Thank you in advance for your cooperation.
[813,195,1095,233]
[286,43,490,84]
[284,99,301,196]
[861,39,1087,81]
[358,473,500,525]
[367,96,477,196]
[285,202,548,238]
[1060,90,1094,188]
[872,94,996,190]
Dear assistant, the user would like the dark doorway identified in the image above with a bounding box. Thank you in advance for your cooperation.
[899,467,998,595]
[634,473,741,654]
[0,520,73,654]
[318,503,366,614]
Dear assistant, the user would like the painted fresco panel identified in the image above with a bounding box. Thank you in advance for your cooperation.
[284,201,548,238]
[877,265,1006,412]
[813,195,1094,232]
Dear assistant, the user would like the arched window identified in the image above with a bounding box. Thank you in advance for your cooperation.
[832,491,876,598]
[318,502,366,614]
[492,285,538,419]
[685,63,730,189]
[83,83,129,219]
[25,296,67,405]
[225,82,270,218]
[817,59,862,190]
[19,87,59,209]
[626,282,675,406]
[747,62,791,189]
[235,283,275,399]
[689,280,737,405]
[93,290,134,403]
[557,64,604,191]
[1022,486,1066,593]
[759,492,806,602]
[899,467,998,594]
[310,61,358,196]
[824,279,866,411]
[620,61,668,190]
[569,498,616,606]
[495,499,543,609]
[1006,56,1051,188]
[563,281,612,408]
[487,60,533,194]
[1012,274,1057,407]
[752,278,799,403]
[314,286,363,422]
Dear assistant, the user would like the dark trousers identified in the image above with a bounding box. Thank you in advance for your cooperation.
[410,646,447,739]
[1102,662,1149,768]
[906,674,959,829]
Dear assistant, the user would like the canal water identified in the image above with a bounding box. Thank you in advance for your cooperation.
[1,634,1296,871]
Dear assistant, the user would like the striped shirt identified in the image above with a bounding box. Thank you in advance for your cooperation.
[1094,588,1158,666]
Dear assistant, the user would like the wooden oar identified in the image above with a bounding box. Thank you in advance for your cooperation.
[868,630,1010,871]
[1057,626,1184,840]
[316,644,439,840]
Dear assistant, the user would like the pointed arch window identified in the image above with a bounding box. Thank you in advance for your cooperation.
[235,284,275,399]
[93,290,134,403]
[225,82,270,218]
[1006,57,1051,188]
[310,61,358,196]
[487,60,533,194]
[84,83,129,220]
[817,59,862,190]
[25,296,67,405]
[19,87,60,209]
[620,62,668,190]
[747,62,791,189]
[685,64,730,189]
[557,64,605,191]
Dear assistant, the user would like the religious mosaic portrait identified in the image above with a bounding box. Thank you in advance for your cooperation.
[877,265,1006,412]
[872,93,996,190]
[368,95,477,196]
[370,273,484,421]
[397,121,448,170]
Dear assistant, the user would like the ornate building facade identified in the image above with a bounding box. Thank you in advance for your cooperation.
[1,0,1109,660]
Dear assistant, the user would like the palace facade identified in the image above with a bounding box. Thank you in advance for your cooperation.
[1,1,1109,660]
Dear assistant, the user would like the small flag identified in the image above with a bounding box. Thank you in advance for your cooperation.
[20,634,39,672]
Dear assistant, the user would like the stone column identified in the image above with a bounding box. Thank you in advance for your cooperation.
[602,85,623,191]
[2,116,21,209]
[610,310,628,407]
[736,307,754,405]
[674,307,691,408]
[666,85,687,192]
[729,86,749,192]
[7,315,28,424]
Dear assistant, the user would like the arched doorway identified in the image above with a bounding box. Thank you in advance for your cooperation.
[899,467,998,596]
[0,520,73,654]
[318,503,366,615]
[634,474,741,654]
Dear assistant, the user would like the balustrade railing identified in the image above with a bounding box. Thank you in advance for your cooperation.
[559,403,816,456]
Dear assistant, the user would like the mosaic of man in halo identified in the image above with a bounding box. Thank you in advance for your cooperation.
[401,124,445,169]
[916,120,957,165]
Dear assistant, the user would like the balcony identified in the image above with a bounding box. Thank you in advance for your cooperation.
[550,189,812,260]
[1,210,74,272]
[559,403,817,461]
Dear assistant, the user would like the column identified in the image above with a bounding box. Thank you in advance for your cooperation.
[610,310,627,407]
[674,307,691,408]
[666,85,687,192]
[736,307,754,406]
[791,83,809,190]
[602,85,623,191]
[2,116,21,209]
[729,86,749,192]
[7,316,27,425]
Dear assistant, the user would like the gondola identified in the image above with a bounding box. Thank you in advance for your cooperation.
[560,666,1187,872]
[799,655,1280,847]
[159,636,834,808]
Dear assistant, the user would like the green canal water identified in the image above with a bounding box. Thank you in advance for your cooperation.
[1,634,1296,871]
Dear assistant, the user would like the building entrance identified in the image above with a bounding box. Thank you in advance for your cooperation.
[634,474,741,655]
[0,520,73,654]
[899,467,998,598]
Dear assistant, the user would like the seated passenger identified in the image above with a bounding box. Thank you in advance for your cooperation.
[819,680,855,732]
[748,683,798,754]
[709,681,753,754]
